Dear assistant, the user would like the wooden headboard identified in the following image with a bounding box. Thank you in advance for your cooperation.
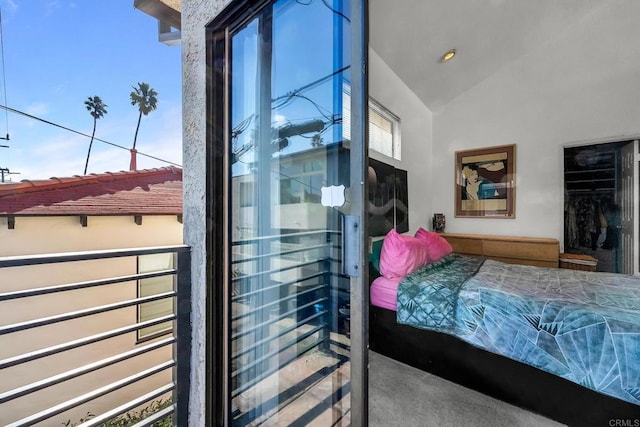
[439,233,559,268]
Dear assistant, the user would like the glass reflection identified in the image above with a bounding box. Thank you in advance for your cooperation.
[229,1,352,425]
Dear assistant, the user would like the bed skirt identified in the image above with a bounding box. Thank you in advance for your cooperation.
[369,304,640,425]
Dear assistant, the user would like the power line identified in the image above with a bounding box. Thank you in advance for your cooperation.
[320,0,350,23]
[272,65,350,108]
[0,104,182,167]
[294,0,351,23]
[0,167,18,182]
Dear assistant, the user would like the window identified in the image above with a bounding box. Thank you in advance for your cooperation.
[343,90,401,160]
[137,253,174,341]
[239,181,254,207]
[279,159,324,204]
[369,100,401,159]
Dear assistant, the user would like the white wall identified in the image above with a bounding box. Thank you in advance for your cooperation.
[431,3,640,244]
[369,48,433,235]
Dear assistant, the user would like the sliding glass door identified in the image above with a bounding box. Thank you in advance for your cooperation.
[208,0,367,425]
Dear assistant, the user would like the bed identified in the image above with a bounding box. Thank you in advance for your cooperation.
[369,231,640,425]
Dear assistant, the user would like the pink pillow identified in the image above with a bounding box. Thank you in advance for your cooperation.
[415,227,453,262]
[379,229,430,279]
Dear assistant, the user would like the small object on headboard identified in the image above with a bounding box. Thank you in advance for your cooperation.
[432,213,446,232]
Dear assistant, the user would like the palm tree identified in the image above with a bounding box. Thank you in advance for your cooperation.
[130,82,158,150]
[83,96,108,175]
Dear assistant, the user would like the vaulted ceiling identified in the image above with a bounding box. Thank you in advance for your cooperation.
[369,0,610,112]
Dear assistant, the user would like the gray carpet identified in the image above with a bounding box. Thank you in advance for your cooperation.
[369,351,564,426]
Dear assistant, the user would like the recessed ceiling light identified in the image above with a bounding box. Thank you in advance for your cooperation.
[442,49,456,63]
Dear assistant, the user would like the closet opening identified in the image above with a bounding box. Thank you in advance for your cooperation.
[564,140,638,274]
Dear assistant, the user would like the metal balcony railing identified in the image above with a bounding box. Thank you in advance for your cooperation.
[230,230,350,424]
[0,245,191,427]
[0,232,350,426]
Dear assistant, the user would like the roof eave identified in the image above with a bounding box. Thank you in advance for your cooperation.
[133,0,182,30]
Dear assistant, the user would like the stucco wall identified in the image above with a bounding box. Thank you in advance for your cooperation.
[430,3,640,244]
[0,215,182,425]
[182,1,230,425]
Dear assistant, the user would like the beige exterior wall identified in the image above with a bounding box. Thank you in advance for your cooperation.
[0,215,182,256]
[0,215,182,425]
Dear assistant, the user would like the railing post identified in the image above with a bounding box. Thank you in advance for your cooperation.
[320,231,334,352]
[174,248,192,427]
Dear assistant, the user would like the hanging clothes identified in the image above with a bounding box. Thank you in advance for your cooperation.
[565,201,578,248]
[566,196,609,250]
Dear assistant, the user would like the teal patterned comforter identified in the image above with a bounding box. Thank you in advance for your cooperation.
[396,253,640,406]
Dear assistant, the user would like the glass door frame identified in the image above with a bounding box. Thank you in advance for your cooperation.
[205,0,369,425]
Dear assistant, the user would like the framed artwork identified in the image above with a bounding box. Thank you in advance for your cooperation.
[367,158,409,235]
[455,144,516,218]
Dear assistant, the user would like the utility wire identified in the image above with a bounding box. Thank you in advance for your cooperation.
[294,0,351,23]
[0,104,182,167]
[320,0,350,23]
[272,65,350,107]
[233,65,350,141]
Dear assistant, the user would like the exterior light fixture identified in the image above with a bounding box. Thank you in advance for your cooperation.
[442,49,456,63]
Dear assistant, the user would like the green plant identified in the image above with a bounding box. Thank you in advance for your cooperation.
[62,411,95,426]
[63,399,172,427]
[104,399,172,427]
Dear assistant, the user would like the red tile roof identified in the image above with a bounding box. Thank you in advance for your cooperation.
[0,167,183,216]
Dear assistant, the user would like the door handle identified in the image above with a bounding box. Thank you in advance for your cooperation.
[342,215,360,277]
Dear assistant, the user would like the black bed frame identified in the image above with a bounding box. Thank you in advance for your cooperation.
[370,304,640,426]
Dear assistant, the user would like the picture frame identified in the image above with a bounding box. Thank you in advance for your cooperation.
[367,158,410,235]
[455,144,516,218]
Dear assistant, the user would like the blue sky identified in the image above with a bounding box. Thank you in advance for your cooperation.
[0,0,182,181]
